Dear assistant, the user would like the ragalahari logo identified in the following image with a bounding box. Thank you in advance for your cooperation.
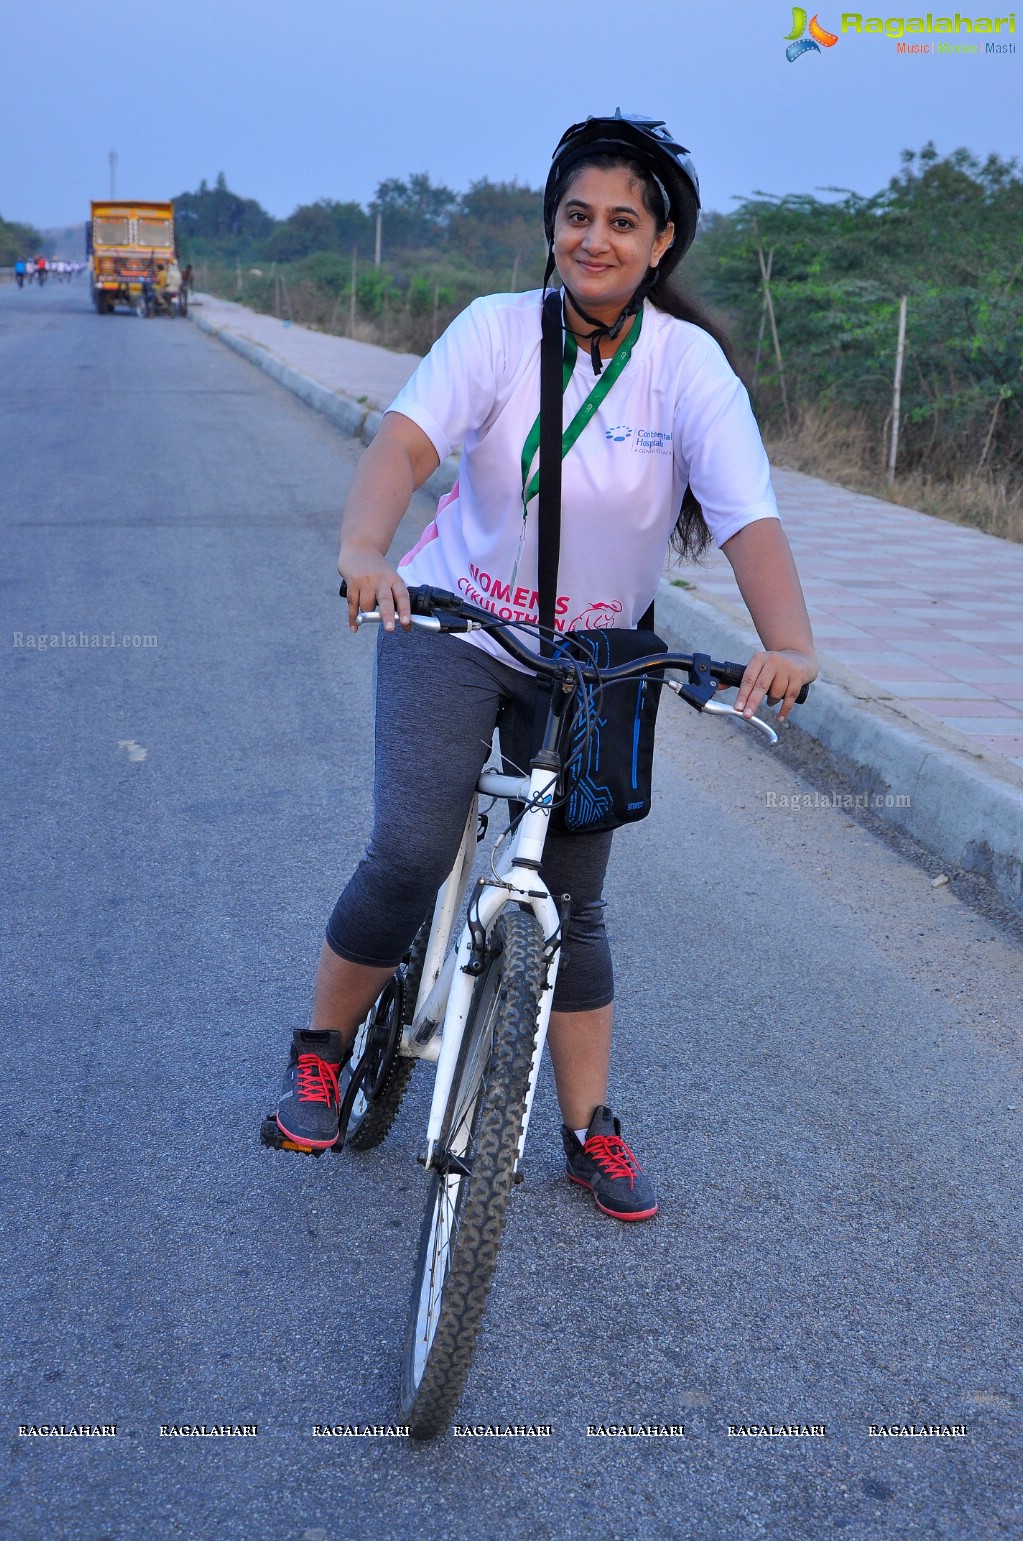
[784,8,839,58]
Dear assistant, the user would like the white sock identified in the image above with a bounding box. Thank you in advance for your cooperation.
[574,1128,590,1146]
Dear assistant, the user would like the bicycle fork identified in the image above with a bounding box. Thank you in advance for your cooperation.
[414,764,563,1177]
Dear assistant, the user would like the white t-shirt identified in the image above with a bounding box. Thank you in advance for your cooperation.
[391,290,779,666]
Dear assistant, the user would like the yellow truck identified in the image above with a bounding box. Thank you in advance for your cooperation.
[87,200,176,313]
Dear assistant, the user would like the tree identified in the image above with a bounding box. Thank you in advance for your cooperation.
[0,213,43,265]
[687,146,1023,477]
[369,172,458,249]
[447,179,545,280]
[172,177,276,259]
[266,199,372,262]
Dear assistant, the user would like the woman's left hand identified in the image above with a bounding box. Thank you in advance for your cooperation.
[732,648,818,723]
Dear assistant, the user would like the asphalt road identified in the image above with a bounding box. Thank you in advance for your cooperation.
[2,279,1022,1541]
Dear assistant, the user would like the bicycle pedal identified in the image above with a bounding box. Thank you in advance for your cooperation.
[259,1115,325,1158]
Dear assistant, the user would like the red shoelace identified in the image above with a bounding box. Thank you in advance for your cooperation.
[295,1053,341,1106]
[584,1134,641,1186]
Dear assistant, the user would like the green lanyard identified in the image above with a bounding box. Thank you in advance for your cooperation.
[519,306,643,514]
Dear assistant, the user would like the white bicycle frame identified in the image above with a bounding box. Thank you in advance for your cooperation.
[401,757,562,1174]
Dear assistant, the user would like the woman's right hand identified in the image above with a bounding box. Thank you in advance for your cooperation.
[337,544,412,633]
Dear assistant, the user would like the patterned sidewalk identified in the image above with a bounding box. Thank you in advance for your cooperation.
[195,295,1023,770]
[690,474,1023,770]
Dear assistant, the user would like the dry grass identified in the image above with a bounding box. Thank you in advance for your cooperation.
[764,404,1023,546]
[199,264,458,358]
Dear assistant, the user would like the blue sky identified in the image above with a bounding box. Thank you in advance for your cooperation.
[4,0,1020,231]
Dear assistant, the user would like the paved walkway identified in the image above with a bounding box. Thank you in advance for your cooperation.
[695,476,1023,770]
[195,294,1023,771]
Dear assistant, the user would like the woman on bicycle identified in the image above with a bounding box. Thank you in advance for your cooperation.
[274,110,817,1220]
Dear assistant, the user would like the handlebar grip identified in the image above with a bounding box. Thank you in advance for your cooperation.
[338,581,460,616]
[715,660,748,689]
[409,584,459,615]
[715,659,810,705]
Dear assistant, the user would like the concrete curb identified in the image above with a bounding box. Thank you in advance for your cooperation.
[191,305,1023,914]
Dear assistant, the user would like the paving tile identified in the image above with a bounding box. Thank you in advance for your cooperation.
[812,635,877,649]
[974,737,1023,761]
[899,696,979,711]
[853,654,944,672]
[939,664,1022,688]
[868,678,979,696]
[816,635,897,649]
[923,699,1023,718]
[813,598,892,610]
[941,626,1023,642]
[863,665,965,683]
[938,717,1023,734]
[889,636,1001,654]
[847,625,941,639]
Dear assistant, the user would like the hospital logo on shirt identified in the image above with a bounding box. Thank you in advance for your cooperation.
[605,425,671,454]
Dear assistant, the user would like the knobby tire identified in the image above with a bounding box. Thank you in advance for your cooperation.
[398,908,546,1439]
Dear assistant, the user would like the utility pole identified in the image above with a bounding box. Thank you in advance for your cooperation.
[350,247,357,334]
[374,212,382,267]
[752,248,773,396]
[109,150,118,200]
[887,295,908,485]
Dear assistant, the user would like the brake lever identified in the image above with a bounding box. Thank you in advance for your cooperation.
[664,680,779,745]
[700,698,779,745]
[354,610,474,634]
[356,609,435,629]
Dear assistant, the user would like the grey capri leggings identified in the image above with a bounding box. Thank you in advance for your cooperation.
[326,625,615,1012]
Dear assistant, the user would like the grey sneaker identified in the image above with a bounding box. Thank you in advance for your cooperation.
[562,1106,658,1221]
[275,1029,347,1149]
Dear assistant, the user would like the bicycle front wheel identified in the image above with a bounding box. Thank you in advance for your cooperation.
[398,907,546,1439]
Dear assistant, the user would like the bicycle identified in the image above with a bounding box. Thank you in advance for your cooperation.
[261,581,806,1438]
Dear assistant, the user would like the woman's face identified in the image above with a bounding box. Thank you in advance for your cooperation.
[552,163,675,322]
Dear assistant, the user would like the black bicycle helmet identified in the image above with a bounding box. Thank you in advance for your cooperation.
[544,109,701,260]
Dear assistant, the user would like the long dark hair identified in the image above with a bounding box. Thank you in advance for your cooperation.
[555,153,733,563]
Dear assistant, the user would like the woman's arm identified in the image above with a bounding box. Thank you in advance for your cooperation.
[337,411,440,632]
[719,518,818,721]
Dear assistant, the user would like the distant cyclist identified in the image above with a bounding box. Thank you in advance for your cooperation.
[272,110,817,1220]
[15,259,26,288]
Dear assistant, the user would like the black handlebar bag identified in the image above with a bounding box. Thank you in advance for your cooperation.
[534,289,667,836]
[549,628,667,833]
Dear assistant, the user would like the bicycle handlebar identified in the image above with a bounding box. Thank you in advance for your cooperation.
[338,581,809,706]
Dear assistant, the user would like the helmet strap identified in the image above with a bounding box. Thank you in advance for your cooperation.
[542,240,558,296]
[562,266,660,376]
